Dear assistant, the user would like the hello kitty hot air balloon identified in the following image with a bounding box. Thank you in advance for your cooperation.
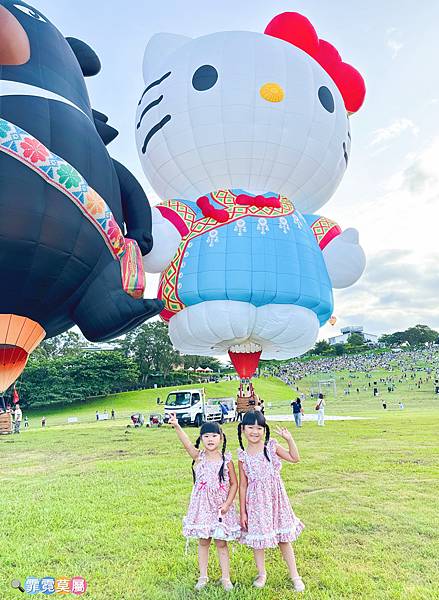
[137,12,366,381]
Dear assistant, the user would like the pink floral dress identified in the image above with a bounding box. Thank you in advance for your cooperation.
[183,450,241,541]
[238,438,304,548]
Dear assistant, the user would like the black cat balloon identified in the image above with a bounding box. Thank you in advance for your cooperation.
[0,0,163,391]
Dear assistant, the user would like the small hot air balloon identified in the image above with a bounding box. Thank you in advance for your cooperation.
[329,316,337,326]
[0,314,45,394]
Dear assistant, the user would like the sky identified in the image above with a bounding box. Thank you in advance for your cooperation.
[30,0,439,340]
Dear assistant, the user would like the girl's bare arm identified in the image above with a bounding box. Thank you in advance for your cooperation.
[168,412,200,460]
[220,460,238,513]
[238,460,248,528]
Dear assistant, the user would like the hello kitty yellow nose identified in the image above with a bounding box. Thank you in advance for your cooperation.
[260,82,285,102]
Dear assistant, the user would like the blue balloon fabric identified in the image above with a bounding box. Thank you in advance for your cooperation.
[175,191,333,326]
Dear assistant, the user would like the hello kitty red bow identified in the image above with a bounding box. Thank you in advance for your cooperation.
[265,12,365,114]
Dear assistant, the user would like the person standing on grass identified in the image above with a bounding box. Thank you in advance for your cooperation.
[14,404,22,434]
[41,416,46,428]
[291,398,303,428]
[316,393,325,426]
[24,416,29,429]
[168,413,240,592]
[237,411,305,592]
[111,409,115,420]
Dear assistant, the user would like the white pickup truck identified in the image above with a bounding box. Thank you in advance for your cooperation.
[163,388,222,427]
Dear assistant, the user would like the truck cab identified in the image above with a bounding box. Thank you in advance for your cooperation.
[163,388,222,427]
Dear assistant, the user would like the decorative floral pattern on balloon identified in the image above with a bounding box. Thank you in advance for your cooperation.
[0,117,124,259]
[107,217,126,254]
[279,217,290,233]
[57,163,81,189]
[234,219,247,236]
[85,189,106,218]
[20,138,50,164]
[0,120,11,138]
[0,117,145,300]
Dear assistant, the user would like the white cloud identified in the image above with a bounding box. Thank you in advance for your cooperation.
[369,118,419,147]
[327,249,439,338]
[325,136,439,338]
[385,27,404,59]
[387,38,403,59]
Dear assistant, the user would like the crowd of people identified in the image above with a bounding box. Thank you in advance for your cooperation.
[272,348,439,388]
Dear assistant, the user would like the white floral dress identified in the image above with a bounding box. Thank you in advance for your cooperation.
[183,450,240,541]
[238,439,304,548]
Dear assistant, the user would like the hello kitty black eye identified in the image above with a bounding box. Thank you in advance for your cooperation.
[14,4,46,21]
[192,65,218,91]
[318,86,334,113]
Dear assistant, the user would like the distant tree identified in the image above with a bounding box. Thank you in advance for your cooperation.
[405,325,438,346]
[334,343,345,356]
[181,354,223,371]
[19,351,139,407]
[312,340,332,355]
[117,321,181,383]
[379,324,438,347]
[32,330,84,359]
[347,332,366,347]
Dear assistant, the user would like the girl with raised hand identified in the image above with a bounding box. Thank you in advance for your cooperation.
[237,411,305,592]
[169,413,240,591]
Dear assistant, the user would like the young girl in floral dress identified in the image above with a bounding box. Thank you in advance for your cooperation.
[238,411,305,592]
[169,413,240,591]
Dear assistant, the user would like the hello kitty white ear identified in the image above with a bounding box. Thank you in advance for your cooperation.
[143,33,191,83]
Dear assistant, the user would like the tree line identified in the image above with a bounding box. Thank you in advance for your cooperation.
[306,324,438,357]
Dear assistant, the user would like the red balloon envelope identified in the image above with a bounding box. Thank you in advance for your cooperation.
[228,350,262,379]
[315,40,341,71]
[264,12,319,56]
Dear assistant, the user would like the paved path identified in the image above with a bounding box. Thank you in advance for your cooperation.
[266,414,372,422]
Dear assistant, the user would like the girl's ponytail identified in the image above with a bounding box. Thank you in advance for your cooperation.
[191,436,201,483]
[237,423,244,450]
[263,423,271,462]
[218,433,227,483]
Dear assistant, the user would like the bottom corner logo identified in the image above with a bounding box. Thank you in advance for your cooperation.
[12,576,87,595]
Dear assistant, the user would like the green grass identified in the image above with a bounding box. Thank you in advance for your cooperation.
[1,374,438,599]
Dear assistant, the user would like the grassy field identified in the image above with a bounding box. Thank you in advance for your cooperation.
[1,374,438,599]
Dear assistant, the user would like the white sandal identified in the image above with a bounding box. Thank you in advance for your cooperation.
[221,577,234,591]
[253,572,267,588]
[194,576,209,591]
[292,576,305,592]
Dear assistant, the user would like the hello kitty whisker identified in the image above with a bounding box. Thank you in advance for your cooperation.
[138,71,171,105]
[137,95,164,129]
[343,142,349,167]
[142,114,172,153]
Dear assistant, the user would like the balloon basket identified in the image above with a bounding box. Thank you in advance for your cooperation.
[236,379,262,414]
[0,412,12,435]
